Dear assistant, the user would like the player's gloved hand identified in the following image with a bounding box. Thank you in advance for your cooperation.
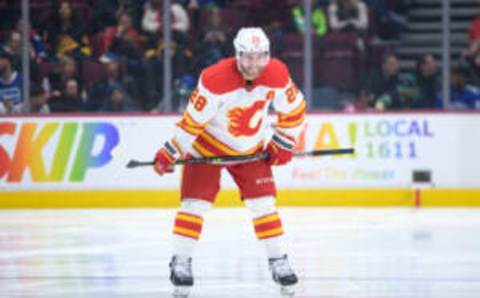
[154,140,182,176]
[154,148,175,175]
[266,133,295,166]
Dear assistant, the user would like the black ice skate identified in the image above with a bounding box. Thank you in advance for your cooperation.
[269,254,298,296]
[169,255,193,297]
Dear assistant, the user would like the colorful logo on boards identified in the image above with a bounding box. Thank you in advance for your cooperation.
[0,122,119,183]
[309,119,434,160]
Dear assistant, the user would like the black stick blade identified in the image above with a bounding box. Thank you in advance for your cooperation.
[126,160,154,168]
[126,160,140,168]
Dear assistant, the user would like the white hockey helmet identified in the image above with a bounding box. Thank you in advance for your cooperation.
[233,27,270,58]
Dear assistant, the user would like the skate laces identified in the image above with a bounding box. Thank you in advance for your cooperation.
[270,255,294,277]
[172,256,192,277]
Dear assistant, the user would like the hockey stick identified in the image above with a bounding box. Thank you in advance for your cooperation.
[126,148,354,169]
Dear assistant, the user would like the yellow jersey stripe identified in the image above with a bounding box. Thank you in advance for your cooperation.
[200,132,239,155]
[289,100,306,116]
[192,142,217,157]
[183,112,206,128]
[177,123,203,136]
[278,115,305,128]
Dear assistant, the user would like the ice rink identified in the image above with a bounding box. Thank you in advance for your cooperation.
[1,207,480,298]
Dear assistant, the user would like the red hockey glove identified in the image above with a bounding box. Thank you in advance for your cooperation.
[154,140,182,176]
[266,134,295,166]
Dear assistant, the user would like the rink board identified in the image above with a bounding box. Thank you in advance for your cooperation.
[1,113,480,208]
[2,189,480,208]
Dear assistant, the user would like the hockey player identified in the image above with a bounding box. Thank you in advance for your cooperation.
[154,27,306,297]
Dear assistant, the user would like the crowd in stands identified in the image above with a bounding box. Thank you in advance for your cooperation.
[0,0,478,114]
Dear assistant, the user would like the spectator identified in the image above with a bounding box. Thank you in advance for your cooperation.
[141,0,190,47]
[187,0,228,9]
[464,53,480,87]
[246,0,293,57]
[195,7,231,70]
[0,50,22,108]
[328,0,369,57]
[0,83,49,114]
[49,78,85,113]
[2,27,47,82]
[291,0,328,37]
[92,0,143,34]
[12,20,48,64]
[173,73,196,112]
[467,15,480,55]
[99,83,139,112]
[365,53,417,110]
[365,0,410,40]
[463,16,480,86]
[101,12,142,64]
[414,54,440,109]
[328,0,368,34]
[142,0,162,35]
[43,55,84,103]
[436,66,480,110]
[43,1,92,59]
[143,39,195,110]
[143,0,194,110]
[343,88,374,112]
[2,30,22,69]
[88,60,140,111]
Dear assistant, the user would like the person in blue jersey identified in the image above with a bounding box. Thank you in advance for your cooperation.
[0,50,22,108]
[436,66,480,110]
[0,83,49,115]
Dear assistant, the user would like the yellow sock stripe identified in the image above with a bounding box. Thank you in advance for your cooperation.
[176,213,204,225]
[173,227,200,239]
[253,213,280,226]
[256,227,284,239]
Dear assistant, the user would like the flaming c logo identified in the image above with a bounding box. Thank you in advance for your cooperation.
[227,91,274,137]
[251,35,261,46]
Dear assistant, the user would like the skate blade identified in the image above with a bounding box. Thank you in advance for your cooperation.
[281,285,295,296]
[173,286,191,297]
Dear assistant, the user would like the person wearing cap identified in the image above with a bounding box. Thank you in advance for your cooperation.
[152,27,305,296]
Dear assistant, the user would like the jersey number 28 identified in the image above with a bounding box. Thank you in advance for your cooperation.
[189,88,207,111]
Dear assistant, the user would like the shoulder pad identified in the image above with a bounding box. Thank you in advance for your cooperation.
[200,58,244,95]
[255,58,290,88]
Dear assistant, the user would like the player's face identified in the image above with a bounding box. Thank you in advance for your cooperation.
[237,51,269,80]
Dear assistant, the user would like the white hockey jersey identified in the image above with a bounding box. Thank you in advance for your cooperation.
[172,57,306,157]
